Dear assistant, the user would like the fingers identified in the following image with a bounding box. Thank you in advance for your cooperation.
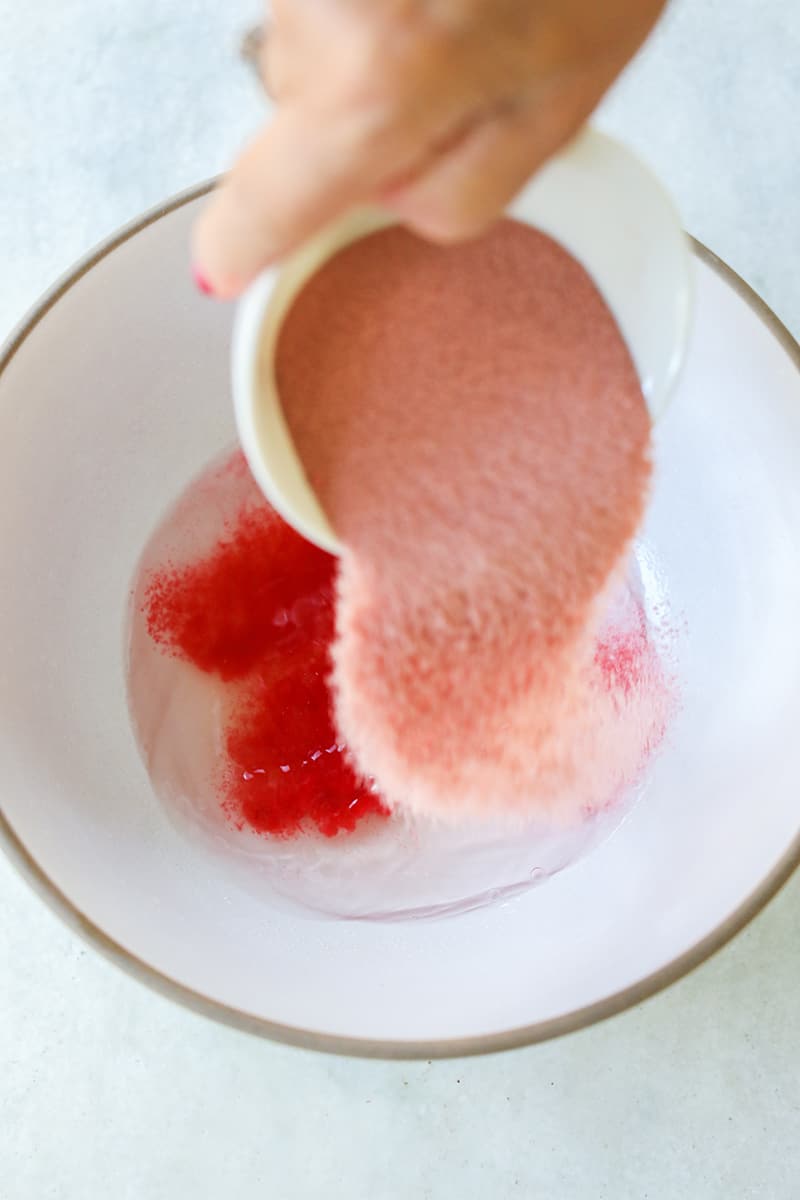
[380,50,617,244]
[192,0,645,297]
[191,98,568,298]
[383,100,583,242]
[192,107,391,298]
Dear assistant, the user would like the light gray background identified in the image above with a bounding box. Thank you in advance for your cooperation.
[1,2,798,1197]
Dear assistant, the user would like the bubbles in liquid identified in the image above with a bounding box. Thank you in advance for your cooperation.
[126,449,677,920]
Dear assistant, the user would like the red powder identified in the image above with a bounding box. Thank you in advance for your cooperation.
[595,605,651,701]
[276,222,666,823]
[144,493,388,838]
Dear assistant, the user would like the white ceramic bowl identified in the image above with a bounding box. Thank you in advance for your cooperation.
[1,186,798,1057]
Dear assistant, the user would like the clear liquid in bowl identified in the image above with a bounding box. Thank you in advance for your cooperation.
[126,449,678,920]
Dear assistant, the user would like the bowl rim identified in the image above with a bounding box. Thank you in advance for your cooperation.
[1,180,798,1060]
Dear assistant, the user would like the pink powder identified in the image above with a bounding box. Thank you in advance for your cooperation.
[276,222,664,823]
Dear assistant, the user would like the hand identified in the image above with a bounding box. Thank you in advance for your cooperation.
[193,0,666,297]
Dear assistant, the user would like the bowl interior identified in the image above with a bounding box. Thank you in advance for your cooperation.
[0,195,798,1052]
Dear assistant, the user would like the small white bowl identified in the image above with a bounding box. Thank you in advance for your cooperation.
[0,188,798,1057]
[233,127,693,554]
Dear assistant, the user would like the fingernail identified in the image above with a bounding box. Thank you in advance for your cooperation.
[192,263,216,297]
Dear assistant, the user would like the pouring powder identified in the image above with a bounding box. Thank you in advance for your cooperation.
[275,221,665,823]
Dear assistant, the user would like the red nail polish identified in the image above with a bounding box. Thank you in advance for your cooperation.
[192,264,215,296]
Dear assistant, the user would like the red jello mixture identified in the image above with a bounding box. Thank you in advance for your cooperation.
[141,453,667,841]
[144,474,388,838]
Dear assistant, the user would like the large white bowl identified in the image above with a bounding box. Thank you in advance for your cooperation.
[1,185,798,1058]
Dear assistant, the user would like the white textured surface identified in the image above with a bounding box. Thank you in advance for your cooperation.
[1,1,798,1197]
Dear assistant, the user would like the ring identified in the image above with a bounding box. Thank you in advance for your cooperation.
[240,23,274,98]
